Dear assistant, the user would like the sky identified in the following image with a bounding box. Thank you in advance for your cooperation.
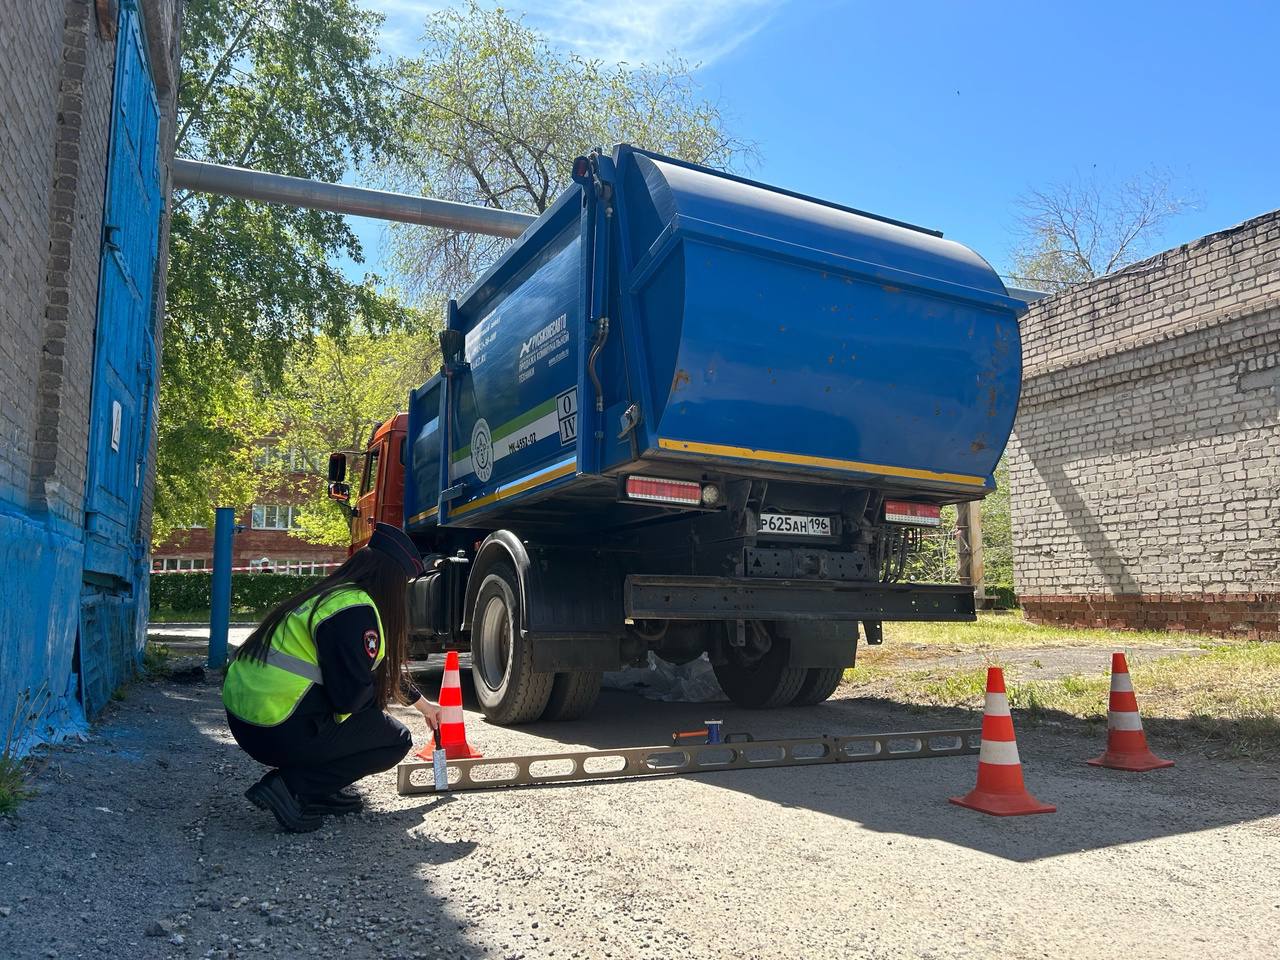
[341,0,1280,290]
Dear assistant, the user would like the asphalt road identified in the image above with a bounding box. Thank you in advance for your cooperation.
[2,661,1277,959]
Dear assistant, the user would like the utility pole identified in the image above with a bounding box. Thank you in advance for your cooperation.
[956,501,986,608]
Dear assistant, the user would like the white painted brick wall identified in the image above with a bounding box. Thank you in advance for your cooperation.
[1009,211,1280,598]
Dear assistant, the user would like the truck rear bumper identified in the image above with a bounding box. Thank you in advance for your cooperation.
[625,575,976,622]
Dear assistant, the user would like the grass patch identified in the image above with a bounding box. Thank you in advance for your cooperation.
[883,609,1221,650]
[148,610,213,624]
[141,642,172,678]
[843,618,1280,759]
[1,686,50,814]
[0,755,34,815]
[148,610,265,624]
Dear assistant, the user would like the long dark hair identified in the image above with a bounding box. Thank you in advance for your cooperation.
[234,548,411,707]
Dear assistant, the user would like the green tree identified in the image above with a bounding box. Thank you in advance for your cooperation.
[157,0,408,537]
[381,1,754,298]
[1009,168,1196,292]
[903,458,1013,599]
[266,326,440,547]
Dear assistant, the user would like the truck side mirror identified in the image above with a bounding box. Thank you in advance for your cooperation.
[327,452,347,483]
[439,328,465,366]
[327,481,352,504]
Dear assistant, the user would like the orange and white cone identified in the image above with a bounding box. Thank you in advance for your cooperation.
[949,666,1056,816]
[1087,652,1173,772]
[415,650,483,762]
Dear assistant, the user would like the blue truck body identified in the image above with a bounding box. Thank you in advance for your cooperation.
[356,145,1026,722]
[404,146,1023,533]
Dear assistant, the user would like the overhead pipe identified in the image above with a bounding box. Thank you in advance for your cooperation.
[172,158,536,239]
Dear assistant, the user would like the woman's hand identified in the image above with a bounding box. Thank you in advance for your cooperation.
[413,698,441,734]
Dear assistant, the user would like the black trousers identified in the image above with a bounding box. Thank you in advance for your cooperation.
[227,705,412,798]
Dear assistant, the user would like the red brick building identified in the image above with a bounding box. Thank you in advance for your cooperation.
[152,445,348,575]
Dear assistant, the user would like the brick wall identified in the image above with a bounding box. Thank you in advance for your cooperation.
[0,1,64,508]
[30,0,121,526]
[1008,211,1280,639]
[1,1,182,740]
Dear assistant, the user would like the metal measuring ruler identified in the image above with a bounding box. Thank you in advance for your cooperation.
[396,727,981,796]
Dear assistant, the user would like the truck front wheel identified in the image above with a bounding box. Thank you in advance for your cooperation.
[712,624,807,709]
[470,564,554,724]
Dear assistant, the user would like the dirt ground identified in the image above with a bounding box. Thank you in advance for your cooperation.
[2,660,1279,960]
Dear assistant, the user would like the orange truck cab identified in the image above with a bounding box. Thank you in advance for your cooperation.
[331,415,408,554]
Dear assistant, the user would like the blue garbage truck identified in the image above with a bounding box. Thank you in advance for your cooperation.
[326,145,1025,724]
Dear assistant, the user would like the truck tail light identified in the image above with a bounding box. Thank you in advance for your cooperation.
[625,475,703,506]
[884,500,942,526]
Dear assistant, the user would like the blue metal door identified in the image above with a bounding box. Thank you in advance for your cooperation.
[80,0,161,714]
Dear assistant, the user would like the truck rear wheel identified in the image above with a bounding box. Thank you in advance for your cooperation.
[470,564,554,724]
[540,671,602,721]
[712,625,807,709]
[791,667,845,706]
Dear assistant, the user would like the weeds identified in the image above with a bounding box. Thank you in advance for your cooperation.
[841,619,1280,758]
[142,642,172,678]
[1,685,50,814]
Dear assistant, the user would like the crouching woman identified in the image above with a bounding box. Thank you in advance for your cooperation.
[223,523,439,832]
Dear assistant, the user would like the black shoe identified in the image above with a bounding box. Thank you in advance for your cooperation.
[302,787,364,816]
[245,771,323,833]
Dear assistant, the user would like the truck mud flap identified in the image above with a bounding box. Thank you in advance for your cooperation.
[625,575,975,622]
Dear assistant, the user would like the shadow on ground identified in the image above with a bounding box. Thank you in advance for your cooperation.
[0,677,488,960]
[407,661,1280,865]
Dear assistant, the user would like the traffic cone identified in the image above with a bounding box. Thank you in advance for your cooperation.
[415,651,482,762]
[1087,652,1173,771]
[949,666,1056,816]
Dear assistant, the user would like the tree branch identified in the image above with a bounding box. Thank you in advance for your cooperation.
[176,9,257,153]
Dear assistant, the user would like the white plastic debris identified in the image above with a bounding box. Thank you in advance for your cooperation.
[603,653,727,703]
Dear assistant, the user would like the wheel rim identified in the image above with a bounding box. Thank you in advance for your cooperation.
[477,593,512,692]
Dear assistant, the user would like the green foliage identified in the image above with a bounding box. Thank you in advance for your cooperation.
[1,686,48,815]
[901,456,1016,605]
[268,326,440,547]
[141,643,172,678]
[0,756,32,815]
[158,0,411,537]
[382,1,754,297]
[150,572,325,616]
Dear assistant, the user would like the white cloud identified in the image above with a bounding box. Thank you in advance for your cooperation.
[363,0,783,66]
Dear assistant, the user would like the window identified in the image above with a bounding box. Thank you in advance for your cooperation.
[360,447,381,497]
[251,505,301,530]
[151,557,208,572]
[254,443,305,473]
[275,559,331,575]
[248,558,331,575]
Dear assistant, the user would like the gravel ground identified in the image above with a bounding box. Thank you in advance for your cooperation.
[2,661,1278,960]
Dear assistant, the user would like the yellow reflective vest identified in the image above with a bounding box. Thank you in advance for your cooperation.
[223,586,385,726]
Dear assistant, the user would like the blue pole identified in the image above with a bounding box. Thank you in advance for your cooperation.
[208,506,235,669]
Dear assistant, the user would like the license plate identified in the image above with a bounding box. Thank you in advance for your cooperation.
[759,513,833,537]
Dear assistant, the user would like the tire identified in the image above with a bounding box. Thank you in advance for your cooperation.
[470,563,554,724]
[712,624,807,709]
[540,671,602,721]
[791,667,845,706]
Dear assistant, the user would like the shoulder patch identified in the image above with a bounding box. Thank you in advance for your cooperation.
[363,629,379,659]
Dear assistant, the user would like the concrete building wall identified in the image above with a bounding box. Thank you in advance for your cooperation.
[1008,210,1280,639]
[0,0,180,746]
